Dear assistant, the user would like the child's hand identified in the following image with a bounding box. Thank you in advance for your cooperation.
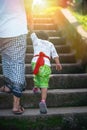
[56,63,62,71]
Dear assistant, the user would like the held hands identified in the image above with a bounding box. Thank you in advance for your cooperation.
[56,63,62,71]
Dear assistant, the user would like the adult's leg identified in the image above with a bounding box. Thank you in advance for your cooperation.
[1,35,27,113]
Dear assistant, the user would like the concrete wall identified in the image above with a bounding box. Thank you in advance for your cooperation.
[54,9,87,65]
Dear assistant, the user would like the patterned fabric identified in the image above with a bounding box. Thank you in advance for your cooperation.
[31,62,51,88]
[0,34,27,97]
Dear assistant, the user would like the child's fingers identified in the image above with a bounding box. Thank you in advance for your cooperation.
[56,64,62,71]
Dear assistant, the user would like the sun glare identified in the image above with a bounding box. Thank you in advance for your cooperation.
[24,0,59,15]
[32,0,47,14]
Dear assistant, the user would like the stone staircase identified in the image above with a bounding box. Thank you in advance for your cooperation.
[0,12,87,130]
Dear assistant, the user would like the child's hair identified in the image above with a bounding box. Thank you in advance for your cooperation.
[36,31,49,40]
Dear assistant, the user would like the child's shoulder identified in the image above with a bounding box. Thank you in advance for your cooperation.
[47,40,54,46]
[43,40,54,48]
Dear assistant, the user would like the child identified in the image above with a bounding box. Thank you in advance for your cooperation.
[30,31,62,114]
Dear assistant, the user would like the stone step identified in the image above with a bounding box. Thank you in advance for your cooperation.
[25,73,87,89]
[0,60,84,74]
[0,89,87,109]
[25,51,76,64]
[1,106,87,115]
[25,60,84,74]
[0,106,87,130]
[0,51,76,64]
[49,36,66,45]
[34,24,57,30]
[27,44,71,53]
[33,18,54,24]
[0,106,87,117]
[27,36,66,45]
[33,13,54,18]
[0,73,87,89]
[28,30,63,37]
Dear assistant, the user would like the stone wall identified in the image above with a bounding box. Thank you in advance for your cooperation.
[54,9,87,65]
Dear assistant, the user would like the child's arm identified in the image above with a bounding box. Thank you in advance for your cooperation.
[51,43,62,71]
[54,57,62,71]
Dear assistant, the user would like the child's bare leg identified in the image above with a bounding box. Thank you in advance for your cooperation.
[41,88,47,102]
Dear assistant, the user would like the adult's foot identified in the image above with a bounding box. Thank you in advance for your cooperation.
[12,105,24,115]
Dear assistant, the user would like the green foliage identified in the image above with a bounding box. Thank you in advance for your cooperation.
[1,115,87,130]
[71,11,87,31]
[0,116,62,130]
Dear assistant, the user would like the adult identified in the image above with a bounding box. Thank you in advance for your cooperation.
[0,0,28,114]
